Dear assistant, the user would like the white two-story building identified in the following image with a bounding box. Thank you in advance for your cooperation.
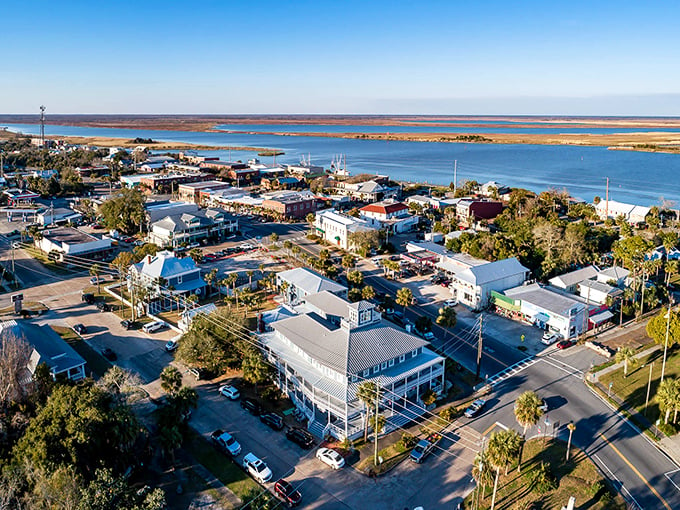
[259,292,445,440]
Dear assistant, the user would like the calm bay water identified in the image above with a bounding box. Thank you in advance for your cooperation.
[4,123,680,206]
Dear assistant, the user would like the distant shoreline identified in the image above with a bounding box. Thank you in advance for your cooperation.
[3,114,680,154]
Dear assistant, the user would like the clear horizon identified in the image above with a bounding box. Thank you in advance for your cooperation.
[2,1,680,115]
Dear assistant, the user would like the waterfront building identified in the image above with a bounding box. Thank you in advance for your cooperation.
[594,200,651,224]
[359,199,419,233]
[455,198,503,228]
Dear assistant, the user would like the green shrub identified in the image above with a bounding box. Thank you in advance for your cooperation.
[439,406,456,422]
[399,432,418,449]
[530,462,557,495]
[658,422,678,436]
[260,386,281,402]
[589,480,604,497]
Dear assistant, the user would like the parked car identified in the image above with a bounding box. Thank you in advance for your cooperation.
[286,428,314,449]
[90,276,105,285]
[556,339,575,350]
[143,321,167,333]
[120,319,135,330]
[240,398,262,416]
[72,323,87,334]
[316,447,345,469]
[101,348,117,361]
[242,452,273,483]
[81,292,95,304]
[219,384,240,400]
[444,298,458,308]
[464,399,486,418]
[539,399,549,412]
[210,429,241,456]
[95,301,111,312]
[165,339,179,352]
[274,479,302,506]
[541,332,559,345]
[260,413,284,431]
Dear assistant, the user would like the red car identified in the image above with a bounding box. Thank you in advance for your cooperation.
[556,339,574,350]
[274,479,302,506]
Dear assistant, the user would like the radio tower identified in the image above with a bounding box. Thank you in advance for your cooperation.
[39,105,46,147]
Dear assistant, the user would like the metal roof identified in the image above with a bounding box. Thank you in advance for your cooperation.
[548,265,599,288]
[277,267,347,296]
[455,257,529,285]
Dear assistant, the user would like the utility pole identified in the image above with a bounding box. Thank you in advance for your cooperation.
[40,105,46,171]
[453,160,457,195]
[645,362,654,415]
[11,242,16,274]
[605,176,609,220]
[476,315,484,380]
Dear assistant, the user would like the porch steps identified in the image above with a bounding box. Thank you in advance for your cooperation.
[386,402,423,432]
[307,420,326,439]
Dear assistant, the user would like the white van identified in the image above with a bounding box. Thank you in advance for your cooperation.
[143,321,167,333]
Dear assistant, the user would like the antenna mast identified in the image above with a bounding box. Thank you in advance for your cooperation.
[39,105,46,147]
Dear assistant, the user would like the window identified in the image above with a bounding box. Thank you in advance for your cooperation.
[412,349,418,358]
[388,359,395,367]
[381,361,388,370]
[373,366,379,374]
[177,275,183,284]
[399,354,405,363]
[351,374,358,383]
[363,369,370,377]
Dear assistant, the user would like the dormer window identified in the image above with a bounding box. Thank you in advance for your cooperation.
[373,365,379,374]
[412,349,418,358]
[359,309,371,324]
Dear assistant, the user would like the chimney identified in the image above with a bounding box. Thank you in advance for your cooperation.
[147,254,153,264]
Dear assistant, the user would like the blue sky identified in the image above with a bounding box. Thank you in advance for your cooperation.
[2,0,680,115]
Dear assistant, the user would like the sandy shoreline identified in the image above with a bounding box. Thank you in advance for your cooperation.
[3,114,680,153]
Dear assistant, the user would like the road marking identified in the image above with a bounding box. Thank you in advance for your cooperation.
[594,453,643,510]
[482,421,508,436]
[598,433,673,510]
[664,468,680,493]
[539,357,582,378]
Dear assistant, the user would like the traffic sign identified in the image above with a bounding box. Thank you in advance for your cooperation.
[11,294,23,303]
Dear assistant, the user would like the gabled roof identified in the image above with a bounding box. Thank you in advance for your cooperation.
[304,291,350,319]
[356,181,383,193]
[597,265,630,282]
[548,265,599,288]
[456,257,529,285]
[132,250,199,279]
[278,267,347,295]
[0,320,85,376]
[270,309,427,374]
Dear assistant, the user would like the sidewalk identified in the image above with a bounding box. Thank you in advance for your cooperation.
[587,347,680,468]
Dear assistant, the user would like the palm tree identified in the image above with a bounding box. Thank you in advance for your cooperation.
[226,273,239,308]
[666,260,679,286]
[306,213,316,234]
[160,366,182,395]
[514,390,543,472]
[291,245,301,261]
[657,378,680,424]
[283,240,293,256]
[396,287,414,308]
[204,268,218,298]
[247,270,254,289]
[486,429,521,510]
[566,422,576,461]
[361,285,375,300]
[436,306,457,328]
[472,450,493,505]
[514,391,544,436]
[615,346,639,377]
[356,381,380,442]
[89,263,101,294]
[342,254,356,270]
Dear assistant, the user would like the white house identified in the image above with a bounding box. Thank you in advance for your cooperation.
[549,266,600,293]
[359,199,419,233]
[443,256,530,311]
[594,200,651,224]
[596,266,630,287]
[148,208,238,248]
[276,267,347,304]
[0,320,86,382]
[259,294,445,440]
[37,207,82,226]
[314,209,377,250]
[577,280,622,306]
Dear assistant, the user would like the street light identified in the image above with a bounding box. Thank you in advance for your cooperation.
[566,422,576,461]
[661,298,674,384]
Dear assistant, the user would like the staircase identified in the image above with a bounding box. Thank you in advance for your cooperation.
[307,419,326,439]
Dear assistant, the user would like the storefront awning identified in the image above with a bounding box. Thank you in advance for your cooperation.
[590,310,614,324]
[534,312,550,323]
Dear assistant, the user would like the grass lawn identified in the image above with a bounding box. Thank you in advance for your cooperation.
[356,441,410,475]
[468,439,626,510]
[186,432,258,500]
[24,246,72,275]
[598,347,680,435]
[51,325,112,378]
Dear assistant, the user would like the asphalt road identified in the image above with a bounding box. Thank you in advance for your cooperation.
[465,345,680,510]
